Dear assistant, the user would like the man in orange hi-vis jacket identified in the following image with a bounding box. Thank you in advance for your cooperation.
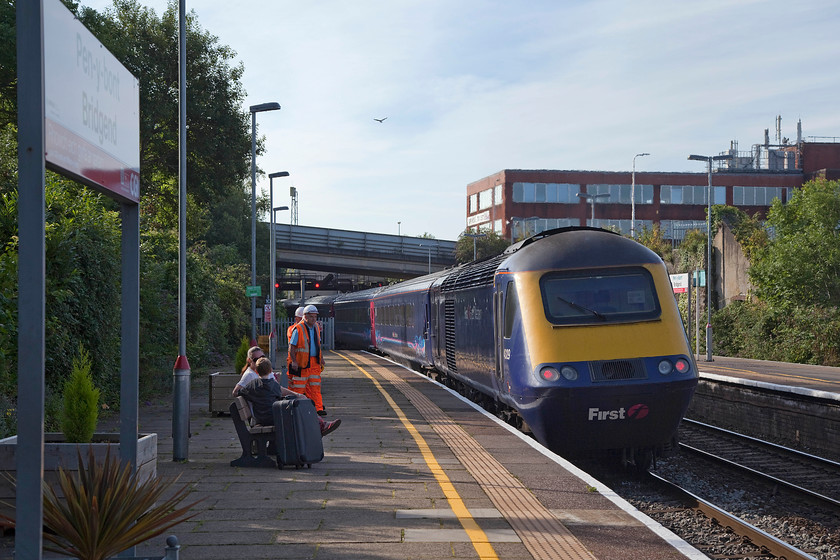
[287,304,326,415]
[284,306,305,377]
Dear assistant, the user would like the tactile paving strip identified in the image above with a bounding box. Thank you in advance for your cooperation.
[355,354,597,560]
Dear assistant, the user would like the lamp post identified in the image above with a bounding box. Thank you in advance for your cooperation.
[397,221,401,236]
[464,232,486,260]
[688,153,733,362]
[268,171,289,366]
[250,102,281,345]
[576,192,610,225]
[631,152,649,238]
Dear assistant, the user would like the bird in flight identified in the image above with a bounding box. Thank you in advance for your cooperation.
[374,117,388,123]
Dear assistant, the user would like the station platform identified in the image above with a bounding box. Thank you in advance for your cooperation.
[697,355,840,397]
[126,350,704,560]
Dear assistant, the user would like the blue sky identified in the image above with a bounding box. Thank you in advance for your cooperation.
[81,0,840,240]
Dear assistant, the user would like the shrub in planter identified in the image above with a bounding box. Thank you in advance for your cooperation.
[234,335,249,373]
[38,446,198,560]
[60,344,100,444]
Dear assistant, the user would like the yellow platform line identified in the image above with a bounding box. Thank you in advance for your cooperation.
[343,351,598,560]
[335,352,499,560]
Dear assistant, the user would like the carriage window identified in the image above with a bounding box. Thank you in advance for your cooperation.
[504,282,519,338]
[540,267,661,325]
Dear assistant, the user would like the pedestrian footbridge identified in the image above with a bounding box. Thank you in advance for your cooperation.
[273,224,457,279]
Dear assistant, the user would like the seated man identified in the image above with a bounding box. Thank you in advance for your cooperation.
[239,357,341,437]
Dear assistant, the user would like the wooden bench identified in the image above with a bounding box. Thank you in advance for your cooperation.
[229,396,276,468]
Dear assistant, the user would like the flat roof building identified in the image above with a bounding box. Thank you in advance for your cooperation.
[466,121,840,242]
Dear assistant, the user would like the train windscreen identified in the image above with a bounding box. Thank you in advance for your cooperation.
[539,266,661,325]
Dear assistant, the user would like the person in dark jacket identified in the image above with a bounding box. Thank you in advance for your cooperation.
[239,357,341,436]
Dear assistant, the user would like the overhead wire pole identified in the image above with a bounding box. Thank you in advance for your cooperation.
[172,0,190,461]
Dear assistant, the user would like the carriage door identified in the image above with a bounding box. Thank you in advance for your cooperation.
[494,279,506,389]
[431,300,441,360]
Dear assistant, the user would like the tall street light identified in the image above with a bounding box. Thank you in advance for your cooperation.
[576,192,610,225]
[464,232,486,260]
[250,102,281,344]
[688,153,733,362]
[268,171,289,367]
[631,152,649,238]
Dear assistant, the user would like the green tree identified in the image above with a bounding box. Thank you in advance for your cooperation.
[61,344,100,443]
[674,229,706,273]
[455,229,509,263]
[749,179,840,307]
[634,224,674,270]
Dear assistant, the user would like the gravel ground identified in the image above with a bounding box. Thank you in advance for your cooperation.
[603,452,840,560]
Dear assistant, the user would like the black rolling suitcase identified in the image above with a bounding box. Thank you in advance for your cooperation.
[272,397,324,469]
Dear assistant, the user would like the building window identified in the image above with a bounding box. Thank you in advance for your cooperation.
[493,219,502,232]
[513,216,580,237]
[469,193,477,213]
[512,182,582,203]
[494,184,503,206]
[587,184,653,204]
[479,189,492,210]
[732,186,784,207]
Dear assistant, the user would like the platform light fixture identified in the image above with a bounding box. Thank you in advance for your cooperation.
[268,170,289,367]
[631,153,649,238]
[576,192,610,225]
[688,153,733,362]
[250,102,281,344]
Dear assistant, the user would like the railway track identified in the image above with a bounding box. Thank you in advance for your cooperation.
[645,470,819,560]
[590,420,840,559]
[678,418,840,510]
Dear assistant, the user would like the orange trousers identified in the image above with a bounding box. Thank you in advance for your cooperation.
[288,362,324,412]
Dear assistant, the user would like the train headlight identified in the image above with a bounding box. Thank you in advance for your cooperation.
[539,367,560,382]
[560,365,578,381]
[657,359,674,375]
[675,358,691,374]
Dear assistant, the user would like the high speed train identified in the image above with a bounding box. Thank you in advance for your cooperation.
[328,227,698,467]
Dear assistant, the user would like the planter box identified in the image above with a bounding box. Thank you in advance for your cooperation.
[209,372,238,415]
[0,432,157,519]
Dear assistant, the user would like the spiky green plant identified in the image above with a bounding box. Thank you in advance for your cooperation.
[60,344,100,443]
[234,335,249,373]
[42,446,201,560]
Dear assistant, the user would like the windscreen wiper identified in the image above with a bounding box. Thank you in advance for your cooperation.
[555,296,606,320]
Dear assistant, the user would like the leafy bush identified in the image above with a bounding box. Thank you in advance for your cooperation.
[234,336,249,374]
[61,345,100,443]
[713,301,840,366]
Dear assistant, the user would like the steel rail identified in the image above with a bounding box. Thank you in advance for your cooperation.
[680,419,840,510]
[646,471,817,560]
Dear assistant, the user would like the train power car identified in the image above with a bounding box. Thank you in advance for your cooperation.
[333,227,698,466]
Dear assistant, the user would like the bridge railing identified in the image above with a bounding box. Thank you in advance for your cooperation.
[274,224,456,264]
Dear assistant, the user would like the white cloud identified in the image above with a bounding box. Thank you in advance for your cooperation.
[81,0,840,240]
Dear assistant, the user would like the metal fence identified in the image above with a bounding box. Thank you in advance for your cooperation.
[265,317,334,351]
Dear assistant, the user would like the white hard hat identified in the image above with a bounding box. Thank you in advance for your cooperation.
[303,305,319,315]
[295,306,305,318]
